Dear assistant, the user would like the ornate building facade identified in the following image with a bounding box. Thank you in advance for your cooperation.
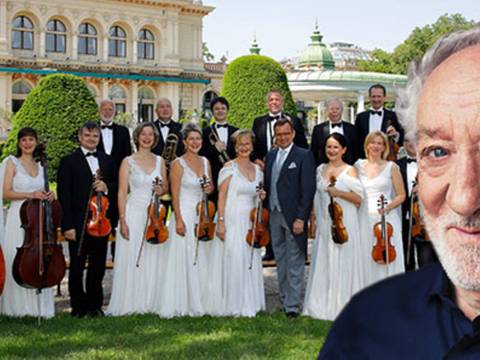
[0,0,214,128]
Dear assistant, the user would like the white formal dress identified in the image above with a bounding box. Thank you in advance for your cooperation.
[0,156,54,318]
[303,165,364,321]
[220,162,265,317]
[155,157,222,317]
[355,160,405,287]
[107,156,165,315]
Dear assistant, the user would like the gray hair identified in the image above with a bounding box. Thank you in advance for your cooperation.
[181,122,202,139]
[397,26,480,141]
[156,98,172,109]
[99,99,115,109]
[325,97,344,112]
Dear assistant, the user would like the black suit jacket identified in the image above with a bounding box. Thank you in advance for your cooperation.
[355,109,404,158]
[151,119,185,157]
[57,148,116,236]
[310,121,358,166]
[199,124,238,186]
[252,113,308,161]
[264,144,316,252]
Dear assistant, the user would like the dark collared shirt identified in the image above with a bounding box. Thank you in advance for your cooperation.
[319,264,480,359]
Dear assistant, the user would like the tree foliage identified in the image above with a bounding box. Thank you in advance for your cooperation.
[222,55,296,129]
[3,74,98,178]
[358,13,475,74]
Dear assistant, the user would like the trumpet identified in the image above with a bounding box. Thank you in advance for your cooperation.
[209,125,230,165]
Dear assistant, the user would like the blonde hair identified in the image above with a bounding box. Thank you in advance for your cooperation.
[232,129,255,147]
[364,131,389,160]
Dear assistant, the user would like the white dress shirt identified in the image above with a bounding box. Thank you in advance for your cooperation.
[406,158,418,196]
[100,122,113,155]
[368,107,384,133]
[156,119,171,142]
[81,146,99,175]
[215,121,228,145]
[267,112,282,150]
[329,120,344,135]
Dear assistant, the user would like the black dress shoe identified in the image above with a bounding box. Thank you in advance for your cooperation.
[88,309,105,318]
[71,309,86,318]
[286,311,299,319]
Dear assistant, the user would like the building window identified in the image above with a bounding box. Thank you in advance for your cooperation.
[108,26,126,58]
[138,87,155,122]
[12,80,33,113]
[12,16,34,50]
[78,23,97,55]
[137,29,154,60]
[46,19,66,53]
[109,85,127,114]
[202,90,218,119]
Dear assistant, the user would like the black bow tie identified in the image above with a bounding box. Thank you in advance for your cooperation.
[370,110,383,116]
[331,122,342,128]
[268,115,280,122]
[216,124,228,128]
[100,124,113,130]
[85,151,98,158]
[159,122,170,128]
[406,157,416,163]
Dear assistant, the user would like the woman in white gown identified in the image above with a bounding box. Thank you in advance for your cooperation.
[0,128,55,318]
[303,133,364,320]
[355,131,406,287]
[216,130,266,317]
[107,122,167,315]
[155,123,222,317]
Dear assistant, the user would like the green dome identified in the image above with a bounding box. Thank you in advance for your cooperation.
[298,25,335,70]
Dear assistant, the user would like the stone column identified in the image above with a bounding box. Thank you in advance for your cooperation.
[72,31,78,60]
[128,81,138,119]
[103,36,109,62]
[132,39,137,64]
[357,93,365,114]
[0,1,8,54]
[101,79,109,100]
[39,27,46,58]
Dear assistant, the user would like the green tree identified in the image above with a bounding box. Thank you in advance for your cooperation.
[222,55,296,129]
[358,13,475,74]
[202,42,215,62]
[3,74,98,178]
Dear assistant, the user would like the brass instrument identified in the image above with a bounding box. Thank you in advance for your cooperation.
[160,133,178,201]
[209,125,230,165]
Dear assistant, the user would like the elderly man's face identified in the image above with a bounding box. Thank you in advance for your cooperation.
[156,100,173,120]
[326,102,342,122]
[417,45,480,290]
[100,102,115,124]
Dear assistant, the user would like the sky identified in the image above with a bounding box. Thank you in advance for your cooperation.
[203,0,480,62]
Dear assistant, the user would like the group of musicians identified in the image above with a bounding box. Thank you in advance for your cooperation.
[0,83,437,320]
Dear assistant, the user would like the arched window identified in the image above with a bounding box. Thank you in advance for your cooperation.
[109,85,127,113]
[46,19,66,53]
[202,90,218,119]
[108,26,126,58]
[138,87,155,122]
[12,80,33,113]
[12,16,34,50]
[138,29,154,60]
[78,23,97,55]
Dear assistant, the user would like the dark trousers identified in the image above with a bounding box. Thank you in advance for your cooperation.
[68,234,108,313]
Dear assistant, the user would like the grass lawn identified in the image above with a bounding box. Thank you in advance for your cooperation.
[0,312,331,359]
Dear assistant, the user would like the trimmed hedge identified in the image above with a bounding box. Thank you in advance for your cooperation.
[222,55,296,129]
[3,74,98,179]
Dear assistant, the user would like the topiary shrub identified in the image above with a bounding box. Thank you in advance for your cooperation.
[222,55,296,129]
[3,74,98,179]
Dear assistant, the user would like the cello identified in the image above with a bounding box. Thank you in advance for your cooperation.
[246,182,269,269]
[372,194,396,265]
[193,175,215,266]
[386,119,400,161]
[12,145,66,290]
[328,176,348,244]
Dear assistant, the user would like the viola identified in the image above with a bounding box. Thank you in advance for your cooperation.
[86,169,111,238]
[0,246,5,295]
[145,177,168,244]
[246,182,270,269]
[193,175,216,265]
[407,177,430,267]
[386,120,400,161]
[12,145,66,290]
[328,176,348,244]
[372,194,396,264]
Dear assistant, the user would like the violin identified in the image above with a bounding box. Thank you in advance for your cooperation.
[193,175,216,265]
[328,176,348,244]
[307,211,316,239]
[145,177,168,244]
[407,177,430,268]
[386,120,400,161]
[372,194,396,264]
[12,145,66,290]
[0,246,5,295]
[246,182,270,269]
[86,169,111,238]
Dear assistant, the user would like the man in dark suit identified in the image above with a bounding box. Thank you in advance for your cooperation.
[57,122,116,318]
[97,99,132,258]
[264,118,315,318]
[199,97,238,203]
[355,84,404,158]
[151,98,184,158]
[396,137,437,271]
[252,89,308,261]
[310,97,358,166]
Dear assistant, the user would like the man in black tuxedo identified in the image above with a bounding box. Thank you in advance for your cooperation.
[252,89,308,261]
[396,137,437,271]
[57,122,116,318]
[355,84,404,158]
[264,118,315,318]
[199,97,238,203]
[151,98,184,158]
[97,99,132,258]
[310,97,358,166]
